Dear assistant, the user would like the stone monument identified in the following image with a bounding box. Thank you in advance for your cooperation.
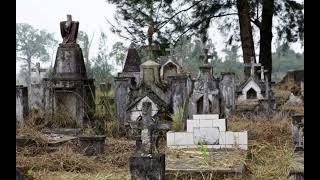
[129,101,165,180]
[43,15,95,127]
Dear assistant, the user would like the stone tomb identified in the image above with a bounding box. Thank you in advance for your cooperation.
[288,114,304,179]
[16,85,29,127]
[42,15,95,127]
[167,114,248,150]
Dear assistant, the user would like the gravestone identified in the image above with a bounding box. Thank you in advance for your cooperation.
[291,114,304,151]
[289,114,304,179]
[190,48,220,115]
[29,62,48,113]
[16,85,29,127]
[129,102,165,180]
[43,15,95,127]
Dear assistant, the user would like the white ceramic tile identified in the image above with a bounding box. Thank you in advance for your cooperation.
[213,119,226,131]
[174,132,194,145]
[226,131,236,145]
[238,131,248,145]
[199,119,213,127]
[219,131,226,145]
[166,132,175,146]
[193,127,220,145]
[193,114,219,120]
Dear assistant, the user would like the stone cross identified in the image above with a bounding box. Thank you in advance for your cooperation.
[245,57,261,77]
[31,62,47,83]
[200,48,213,64]
[165,44,175,57]
[60,14,79,44]
[140,101,155,154]
[142,23,161,60]
[257,66,268,81]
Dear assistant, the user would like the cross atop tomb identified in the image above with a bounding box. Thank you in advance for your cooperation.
[257,66,268,81]
[165,44,175,57]
[140,101,155,154]
[31,62,47,83]
[200,48,213,64]
[142,23,160,61]
[245,57,261,77]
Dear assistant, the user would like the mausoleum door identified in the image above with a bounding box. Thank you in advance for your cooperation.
[163,62,177,80]
[196,96,204,114]
[247,88,257,99]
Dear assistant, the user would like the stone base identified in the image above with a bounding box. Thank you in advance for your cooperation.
[129,153,165,180]
[79,135,106,156]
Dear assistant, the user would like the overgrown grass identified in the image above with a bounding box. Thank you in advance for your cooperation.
[228,110,296,179]
[170,106,185,132]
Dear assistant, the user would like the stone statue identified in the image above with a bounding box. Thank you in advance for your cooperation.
[147,22,156,46]
[60,14,79,44]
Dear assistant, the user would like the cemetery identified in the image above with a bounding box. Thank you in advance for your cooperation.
[16,1,303,179]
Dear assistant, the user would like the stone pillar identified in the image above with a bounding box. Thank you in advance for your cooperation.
[203,82,209,114]
[16,86,29,127]
[219,73,235,117]
[141,102,153,154]
[114,77,132,128]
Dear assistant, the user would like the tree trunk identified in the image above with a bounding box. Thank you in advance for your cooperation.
[259,0,274,82]
[237,0,256,78]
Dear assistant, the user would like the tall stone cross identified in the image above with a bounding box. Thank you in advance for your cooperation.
[165,44,175,58]
[142,23,161,61]
[140,101,155,155]
[200,48,213,65]
[257,66,268,81]
[31,62,47,83]
[245,57,261,77]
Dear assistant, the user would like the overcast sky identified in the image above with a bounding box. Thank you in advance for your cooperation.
[17,0,303,72]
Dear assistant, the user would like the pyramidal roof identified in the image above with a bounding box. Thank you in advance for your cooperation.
[122,48,141,72]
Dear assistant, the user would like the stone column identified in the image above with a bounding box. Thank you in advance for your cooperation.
[203,81,209,114]
[16,86,29,127]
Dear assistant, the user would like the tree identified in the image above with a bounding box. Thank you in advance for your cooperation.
[91,32,114,85]
[109,42,127,69]
[107,0,304,81]
[77,31,94,78]
[16,23,57,85]
[236,0,256,77]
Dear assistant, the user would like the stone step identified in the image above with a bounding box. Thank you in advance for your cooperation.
[187,119,226,132]
[193,114,219,120]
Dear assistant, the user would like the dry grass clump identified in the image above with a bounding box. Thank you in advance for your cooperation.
[32,170,129,180]
[16,137,136,179]
[17,145,102,173]
[228,112,296,179]
[228,113,292,145]
[246,141,294,179]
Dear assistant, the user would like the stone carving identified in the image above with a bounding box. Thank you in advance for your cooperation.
[60,14,79,44]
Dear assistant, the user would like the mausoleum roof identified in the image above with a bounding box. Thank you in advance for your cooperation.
[123,48,141,72]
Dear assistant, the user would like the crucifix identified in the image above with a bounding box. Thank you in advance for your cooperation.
[245,57,261,77]
[257,66,268,81]
[200,48,213,65]
[142,23,160,61]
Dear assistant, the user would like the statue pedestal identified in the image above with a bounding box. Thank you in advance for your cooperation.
[53,43,87,80]
[129,153,165,180]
